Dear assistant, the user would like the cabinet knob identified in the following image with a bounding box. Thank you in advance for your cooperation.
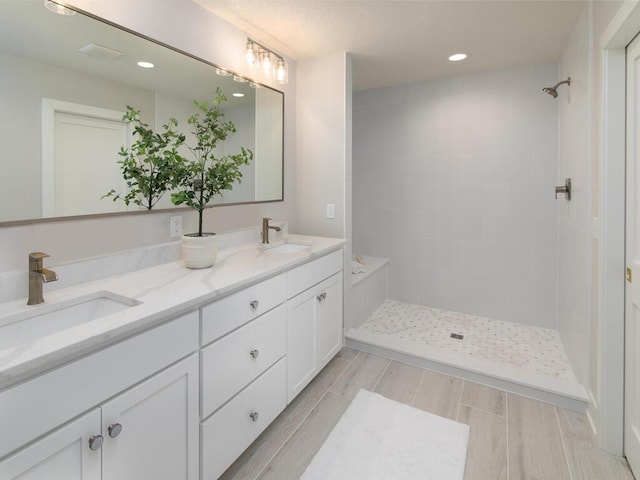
[108,423,123,438]
[250,300,259,310]
[316,292,327,302]
[250,349,260,359]
[249,411,259,422]
[88,434,104,450]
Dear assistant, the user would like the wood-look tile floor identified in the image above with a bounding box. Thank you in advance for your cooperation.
[220,348,635,480]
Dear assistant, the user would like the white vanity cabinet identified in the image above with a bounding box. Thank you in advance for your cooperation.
[0,312,200,480]
[0,239,345,480]
[286,250,343,402]
[0,410,102,480]
[100,354,199,480]
[200,274,287,480]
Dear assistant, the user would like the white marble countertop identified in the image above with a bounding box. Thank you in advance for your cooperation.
[0,234,344,390]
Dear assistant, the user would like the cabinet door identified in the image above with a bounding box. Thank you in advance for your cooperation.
[286,288,317,402]
[0,409,101,480]
[316,273,343,369]
[101,354,199,480]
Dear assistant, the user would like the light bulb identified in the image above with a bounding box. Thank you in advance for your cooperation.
[262,53,271,75]
[276,59,288,84]
[261,52,271,75]
[246,42,256,66]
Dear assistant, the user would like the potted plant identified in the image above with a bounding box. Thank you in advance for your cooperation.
[171,88,253,268]
[103,106,185,210]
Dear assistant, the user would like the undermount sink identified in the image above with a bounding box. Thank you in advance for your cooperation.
[0,291,140,350]
[266,242,312,254]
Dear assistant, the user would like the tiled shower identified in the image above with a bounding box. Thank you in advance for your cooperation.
[350,62,584,399]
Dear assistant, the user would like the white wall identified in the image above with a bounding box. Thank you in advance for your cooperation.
[353,64,560,328]
[294,52,350,240]
[557,5,592,389]
[0,0,295,280]
[295,52,352,335]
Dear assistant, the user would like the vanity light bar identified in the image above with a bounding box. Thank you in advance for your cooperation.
[245,38,288,85]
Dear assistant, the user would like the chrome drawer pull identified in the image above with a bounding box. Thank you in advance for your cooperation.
[88,434,104,450]
[108,423,123,438]
[249,411,259,422]
[250,300,259,310]
[250,349,260,359]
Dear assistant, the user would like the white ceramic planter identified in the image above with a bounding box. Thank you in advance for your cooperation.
[181,233,217,269]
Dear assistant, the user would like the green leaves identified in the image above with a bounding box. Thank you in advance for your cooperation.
[102,106,185,210]
[104,88,253,236]
[171,88,254,236]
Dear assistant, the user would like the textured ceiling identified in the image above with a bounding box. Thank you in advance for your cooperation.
[194,0,586,91]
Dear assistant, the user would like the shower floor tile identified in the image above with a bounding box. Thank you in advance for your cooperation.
[348,299,576,382]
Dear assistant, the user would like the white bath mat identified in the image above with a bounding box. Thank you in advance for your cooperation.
[301,389,469,480]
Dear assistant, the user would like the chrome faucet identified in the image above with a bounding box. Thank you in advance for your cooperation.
[261,218,281,244]
[28,252,58,305]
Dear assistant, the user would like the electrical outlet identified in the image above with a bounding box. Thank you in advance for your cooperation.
[170,216,182,238]
[326,203,335,219]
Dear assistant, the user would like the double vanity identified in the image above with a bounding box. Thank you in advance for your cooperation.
[0,233,344,479]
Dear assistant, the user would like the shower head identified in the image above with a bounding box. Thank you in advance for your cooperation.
[542,77,571,98]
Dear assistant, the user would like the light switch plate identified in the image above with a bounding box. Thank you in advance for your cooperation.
[326,203,335,219]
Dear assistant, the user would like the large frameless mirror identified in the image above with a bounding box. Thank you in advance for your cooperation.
[0,1,284,224]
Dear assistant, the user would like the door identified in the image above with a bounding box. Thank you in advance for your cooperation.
[0,409,101,480]
[101,354,199,480]
[41,99,129,217]
[625,33,640,477]
[287,288,316,402]
[315,273,343,369]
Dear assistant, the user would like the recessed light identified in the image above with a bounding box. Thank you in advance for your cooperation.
[137,61,154,69]
[232,93,245,98]
[44,1,75,15]
[448,53,467,62]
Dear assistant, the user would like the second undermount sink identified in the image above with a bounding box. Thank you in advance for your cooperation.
[0,291,140,350]
[266,242,312,254]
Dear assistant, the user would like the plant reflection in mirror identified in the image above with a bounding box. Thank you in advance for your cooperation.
[103,107,185,210]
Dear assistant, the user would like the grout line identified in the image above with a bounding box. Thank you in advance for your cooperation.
[371,358,392,392]
[506,393,510,480]
[410,370,426,406]
[327,350,361,396]
[455,379,465,421]
[554,405,575,480]
[459,404,506,420]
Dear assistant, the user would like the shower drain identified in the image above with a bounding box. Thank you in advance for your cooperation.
[450,333,464,340]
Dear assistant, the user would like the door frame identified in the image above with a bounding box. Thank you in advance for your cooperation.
[598,1,640,455]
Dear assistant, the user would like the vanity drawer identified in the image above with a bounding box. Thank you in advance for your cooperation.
[286,249,343,299]
[201,304,286,417]
[200,358,286,480]
[201,273,285,346]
